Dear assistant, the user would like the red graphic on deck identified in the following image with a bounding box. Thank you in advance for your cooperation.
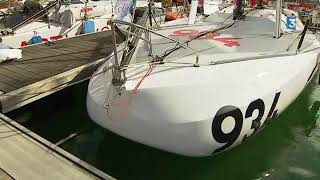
[20,35,65,47]
[170,29,241,47]
[81,7,93,13]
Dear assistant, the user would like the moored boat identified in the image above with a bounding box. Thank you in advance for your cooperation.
[87,0,320,156]
[0,0,148,48]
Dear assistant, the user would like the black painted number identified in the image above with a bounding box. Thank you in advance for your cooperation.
[243,99,265,140]
[211,106,243,153]
[211,92,281,154]
[263,92,281,126]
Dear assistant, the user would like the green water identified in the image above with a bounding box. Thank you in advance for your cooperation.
[7,78,320,180]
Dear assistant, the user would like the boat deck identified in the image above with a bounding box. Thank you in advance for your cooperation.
[0,113,114,180]
[0,31,115,113]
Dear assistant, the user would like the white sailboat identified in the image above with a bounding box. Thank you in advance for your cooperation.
[87,0,320,156]
[0,0,148,48]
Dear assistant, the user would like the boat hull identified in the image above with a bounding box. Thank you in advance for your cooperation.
[87,50,319,156]
[0,16,111,48]
[0,1,114,48]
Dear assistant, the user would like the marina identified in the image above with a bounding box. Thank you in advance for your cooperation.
[1,0,320,179]
[0,29,118,179]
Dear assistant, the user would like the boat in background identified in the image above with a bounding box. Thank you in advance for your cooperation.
[87,0,320,157]
[0,0,21,11]
[0,0,112,47]
[0,0,148,48]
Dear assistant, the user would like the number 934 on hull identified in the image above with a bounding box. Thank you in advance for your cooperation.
[87,50,320,156]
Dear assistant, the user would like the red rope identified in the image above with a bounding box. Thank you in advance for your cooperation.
[105,63,157,122]
[128,64,156,104]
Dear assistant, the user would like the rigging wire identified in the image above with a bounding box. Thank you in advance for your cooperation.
[158,22,235,62]
[153,5,244,62]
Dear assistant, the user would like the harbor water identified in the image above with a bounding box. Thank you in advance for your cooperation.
[7,77,320,180]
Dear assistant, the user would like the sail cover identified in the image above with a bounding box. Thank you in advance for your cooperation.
[203,0,223,15]
[114,0,136,20]
[113,0,137,29]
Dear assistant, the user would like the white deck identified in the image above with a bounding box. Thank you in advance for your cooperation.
[130,8,317,66]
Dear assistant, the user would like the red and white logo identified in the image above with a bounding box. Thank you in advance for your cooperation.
[170,29,241,47]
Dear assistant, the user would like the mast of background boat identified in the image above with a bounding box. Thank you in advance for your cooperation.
[275,0,282,38]
[188,0,197,25]
[147,0,153,56]
[148,0,153,27]
[233,0,243,20]
[257,0,263,8]
[84,0,88,20]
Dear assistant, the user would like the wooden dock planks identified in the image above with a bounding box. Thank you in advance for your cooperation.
[0,30,118,112]
[0,113,115,180]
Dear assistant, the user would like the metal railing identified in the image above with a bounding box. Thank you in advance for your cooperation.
[110,19,200,67]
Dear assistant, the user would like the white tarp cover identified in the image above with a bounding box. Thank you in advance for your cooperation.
[0,48,22,63]
[114,0,136,30]
[204,0,223,15]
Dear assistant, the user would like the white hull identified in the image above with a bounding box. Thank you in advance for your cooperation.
[1,17,111,47]
[87,50,319,156]
[87,8,320,156]
[0,0,148,47]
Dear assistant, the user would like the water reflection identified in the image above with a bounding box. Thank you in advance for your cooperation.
[304,101,320,137]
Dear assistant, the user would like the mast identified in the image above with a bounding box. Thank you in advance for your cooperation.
[233,0,243,20]
[148,0,153,27]
[147,0,153,56]
[188,0,197,24]
[257,0,263,8]
[275,0,282,38]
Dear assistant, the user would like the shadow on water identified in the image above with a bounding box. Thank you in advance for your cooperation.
[6,77,320,180]
[7,82,95,142]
